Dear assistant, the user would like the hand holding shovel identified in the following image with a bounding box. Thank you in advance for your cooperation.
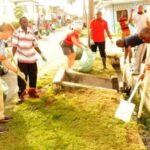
[115,80,141,122]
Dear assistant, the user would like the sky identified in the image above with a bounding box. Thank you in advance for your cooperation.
[38,0,84,16]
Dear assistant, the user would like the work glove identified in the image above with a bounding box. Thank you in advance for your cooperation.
[90,39,94,45]
[41,53,47,62]
[81,45,88,50]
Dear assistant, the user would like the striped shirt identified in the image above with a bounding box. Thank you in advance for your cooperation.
[12,27,38,63]
[118,16,129,31]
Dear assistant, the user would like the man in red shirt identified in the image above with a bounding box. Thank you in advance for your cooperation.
[90,10,113,69]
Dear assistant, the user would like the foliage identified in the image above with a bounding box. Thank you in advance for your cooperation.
[67,0,75,4]
[14,6,24,19]
[11,21,19,29]
[0,63,146,149]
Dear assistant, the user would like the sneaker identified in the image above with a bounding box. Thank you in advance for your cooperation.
[0,115,12,123]
[29,93,39,98]
[0,127,8,133]
[28,88,39,98]
[4,116,13,121]
[16,99,24,105]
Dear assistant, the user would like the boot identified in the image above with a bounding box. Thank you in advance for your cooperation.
[102,57,107,69]
[28,88,39,98]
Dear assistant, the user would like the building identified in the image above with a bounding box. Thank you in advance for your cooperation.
[0,0,15,24]
[96,0,150,34]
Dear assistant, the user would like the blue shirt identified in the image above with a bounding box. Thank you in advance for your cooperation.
[124,34,143,48]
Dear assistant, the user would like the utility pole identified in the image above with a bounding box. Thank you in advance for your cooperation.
[88,0,94,46]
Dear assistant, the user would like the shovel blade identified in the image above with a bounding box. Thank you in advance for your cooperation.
[115,99,135,122]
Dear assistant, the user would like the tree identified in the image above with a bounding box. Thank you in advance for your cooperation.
[67,0,75,4]
[14,6,24,19]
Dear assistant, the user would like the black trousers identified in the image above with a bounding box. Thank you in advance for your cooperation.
[17,62,37,97]
[91,42,106,58]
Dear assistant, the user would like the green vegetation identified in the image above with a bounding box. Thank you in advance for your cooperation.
[0,61,145,150]
[14,6,24,19]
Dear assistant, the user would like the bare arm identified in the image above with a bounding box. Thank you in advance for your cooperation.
[1,59,17,73]
[129,9,134,24]
[105,29,112,40]
[71,36,83,48]
[89,28,93,40]
[34,46,42,55]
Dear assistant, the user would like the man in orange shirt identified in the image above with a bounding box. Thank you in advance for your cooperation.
[90,10,113,69]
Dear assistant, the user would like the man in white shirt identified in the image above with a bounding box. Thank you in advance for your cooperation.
[12,17,46,104]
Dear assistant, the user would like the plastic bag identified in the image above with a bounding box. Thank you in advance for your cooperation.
[73,47,95,73]
[74,47,83,60]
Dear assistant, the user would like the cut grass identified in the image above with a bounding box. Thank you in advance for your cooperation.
[0,61,146,150]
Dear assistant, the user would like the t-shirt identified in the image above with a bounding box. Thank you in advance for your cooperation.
[133,13,149,33]
[124,34,143,48]
[63,32,79,46]
[12,27,38,63]
[90,18,108,42]
[118,16,129,31]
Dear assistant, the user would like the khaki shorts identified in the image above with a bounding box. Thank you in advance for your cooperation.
[60,42,74,55]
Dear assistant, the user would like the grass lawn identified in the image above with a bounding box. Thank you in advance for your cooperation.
[0,58,146,150]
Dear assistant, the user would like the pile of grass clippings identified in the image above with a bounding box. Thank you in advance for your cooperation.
[0,64,146,150]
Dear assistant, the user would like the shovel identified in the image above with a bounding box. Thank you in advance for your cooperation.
[115,80,141,122]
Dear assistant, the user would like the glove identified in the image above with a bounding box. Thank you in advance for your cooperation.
[17,71,25,80]
[41,53,47,62]
[90,39,94,45]
[84,45,88,49]
[81,45,87,50]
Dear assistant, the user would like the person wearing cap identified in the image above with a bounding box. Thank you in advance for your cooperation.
[89,10,113,69]
[60,27,86,68]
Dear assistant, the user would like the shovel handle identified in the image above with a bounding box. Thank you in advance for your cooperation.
[138,77,148,118]
[128,80,141,103]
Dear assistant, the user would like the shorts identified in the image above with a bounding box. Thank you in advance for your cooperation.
[60,42,74,55]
